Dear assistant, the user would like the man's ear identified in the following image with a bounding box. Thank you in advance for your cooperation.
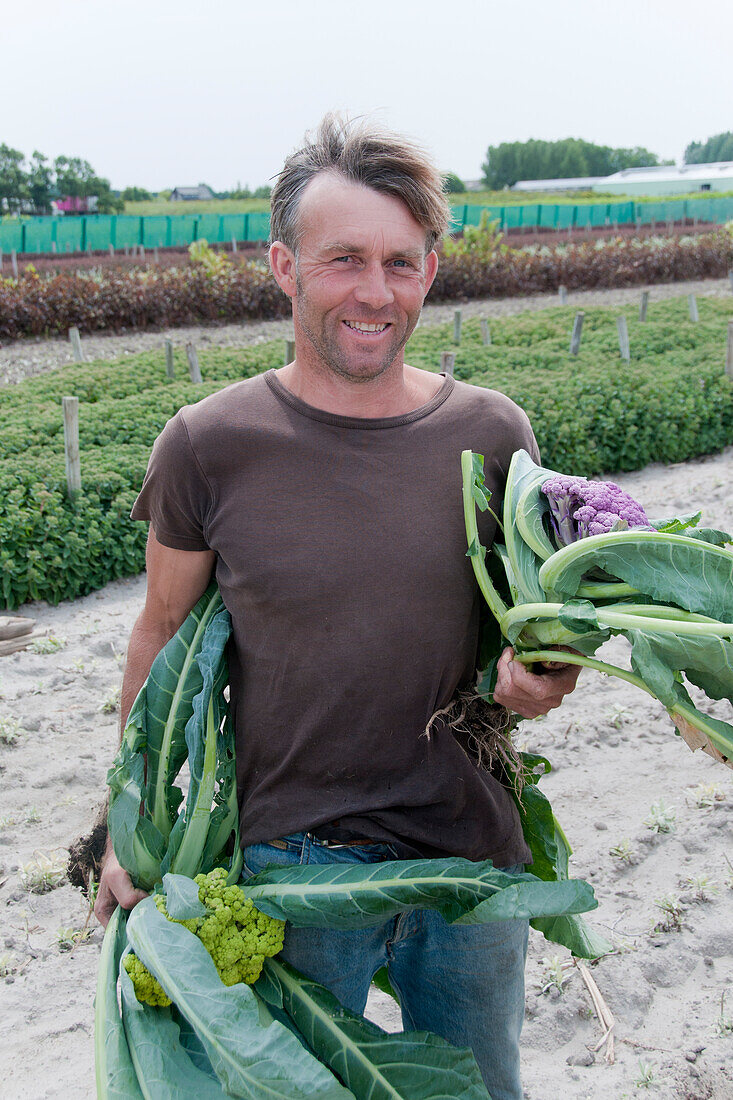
[269,241,297,298]
[423,249,439,294]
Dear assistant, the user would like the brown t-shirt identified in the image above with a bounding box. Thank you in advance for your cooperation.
[132,369,539,866]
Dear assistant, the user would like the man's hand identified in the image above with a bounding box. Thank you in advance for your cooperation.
[493,646,581,720]
[94,842,148,928]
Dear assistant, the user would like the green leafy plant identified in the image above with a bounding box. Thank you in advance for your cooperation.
[18,850,67,893]
[56,926,92,952]
[644,800,677,834]
[0,716,22,745]
[539,954,569,994]
[443,210,506,261]
[679,873,719,901]
[635,1059,658,1088]
[98,587,602,1099]
[651,894,685,933]
[713,994,733,1037]
[609,838,636,864]
[29,634,66,654]
[607,704,631,729]
[99,685,121,714]
[686,781,726,809]
[0,952,17,977]
[462,448,733,770]
[188,238,231,278]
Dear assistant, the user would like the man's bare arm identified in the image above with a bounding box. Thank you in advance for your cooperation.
[94,527,216,926]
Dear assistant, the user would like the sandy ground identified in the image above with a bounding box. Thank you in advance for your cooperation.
[1,448,731,1100]
[1,285,733,1099]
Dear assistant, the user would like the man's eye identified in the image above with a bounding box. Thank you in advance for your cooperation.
[334,255,352,263]
[392,259,411,269]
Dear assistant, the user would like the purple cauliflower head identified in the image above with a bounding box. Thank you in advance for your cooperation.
[541,474,652,547]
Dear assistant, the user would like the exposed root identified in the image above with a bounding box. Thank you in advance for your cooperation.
[424,686,527,797]
[67,799,108,899]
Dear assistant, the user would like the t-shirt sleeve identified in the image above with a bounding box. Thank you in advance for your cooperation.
[130,410,212,551]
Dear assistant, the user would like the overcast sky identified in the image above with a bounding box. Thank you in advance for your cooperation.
[4,0,732,192]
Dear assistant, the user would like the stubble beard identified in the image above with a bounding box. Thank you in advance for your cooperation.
[294,273,417,385]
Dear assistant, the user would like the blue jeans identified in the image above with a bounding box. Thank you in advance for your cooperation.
[243,833,528,1100]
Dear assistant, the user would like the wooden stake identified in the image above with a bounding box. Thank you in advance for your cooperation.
[0,616,34,641]
[453,309,462,344]
[11,250,18,279]
[480,319,491,345]
[558,284,568,305]
[62,396,81,497]
[441,351,455,376]
[726,321,733,381]
[285,339,295,364]
[109,244,114,257]
[153,247,159,264]
[729,269,733,293]
[185,342,202,383]
[688,293,699,322]
[0,633,47,657]
[165,338,175,379]
[569,311,585,355]
[639,290,649,322]
[231,236,237,253]
[617,316,630,362]
[68,327,84,362]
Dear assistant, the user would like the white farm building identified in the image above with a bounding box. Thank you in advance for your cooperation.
[513,162,733,197]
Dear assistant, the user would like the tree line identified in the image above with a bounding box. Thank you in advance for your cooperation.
[481,131,733,190]
[0,146,275,216]
[0,146,124,215]
[481,138,671,189]
[684,132,733,165]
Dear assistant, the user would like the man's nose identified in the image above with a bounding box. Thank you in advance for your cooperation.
[353,262,394,309]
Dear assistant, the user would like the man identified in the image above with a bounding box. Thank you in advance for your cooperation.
[95,115,579,1099]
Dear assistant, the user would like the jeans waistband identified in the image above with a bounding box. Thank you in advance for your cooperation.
[266,830,384,851]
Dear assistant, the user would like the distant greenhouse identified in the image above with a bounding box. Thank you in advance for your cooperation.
[513,162,733,197]
[593,162,733,196]
[513,176,607,193]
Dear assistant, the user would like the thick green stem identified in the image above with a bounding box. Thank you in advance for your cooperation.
[512,649,656,698]
[502,601,733,640]
[170,693,218,878]
[461,450,509,624]
[152,590,222,838]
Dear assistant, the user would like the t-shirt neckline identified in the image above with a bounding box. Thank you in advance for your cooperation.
[264,369,455,430]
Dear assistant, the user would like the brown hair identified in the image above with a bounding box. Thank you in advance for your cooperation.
[270,113,452,254]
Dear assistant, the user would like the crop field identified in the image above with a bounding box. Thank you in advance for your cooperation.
[1,295,732,609]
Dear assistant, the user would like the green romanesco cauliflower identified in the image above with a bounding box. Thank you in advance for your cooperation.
[126,867,286,1007]
[123,951,171,1007]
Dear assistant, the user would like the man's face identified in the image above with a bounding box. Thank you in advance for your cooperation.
[276,173,438,384]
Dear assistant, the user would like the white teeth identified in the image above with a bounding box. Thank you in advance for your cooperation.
[345,322,388,332]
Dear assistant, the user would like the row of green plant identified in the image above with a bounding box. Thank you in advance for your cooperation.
[1,297,732,609]
[2,231,732,341]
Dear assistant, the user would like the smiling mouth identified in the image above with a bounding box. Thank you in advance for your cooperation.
[343,321,390,334]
